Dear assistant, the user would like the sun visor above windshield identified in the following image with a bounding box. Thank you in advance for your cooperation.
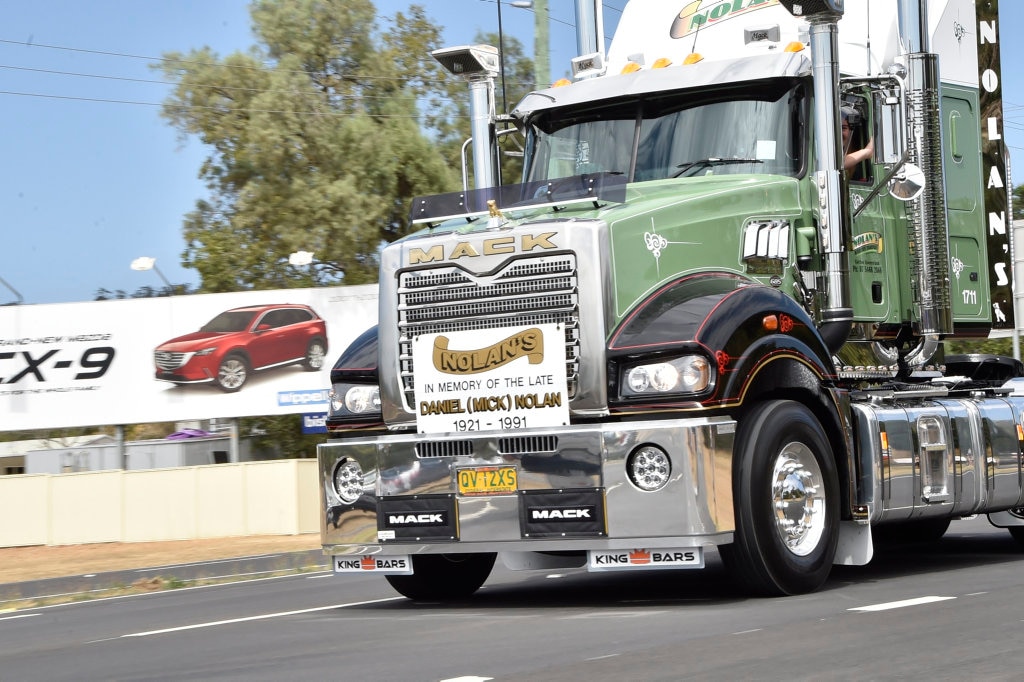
[513,52,810,120]
[409,172,627,225]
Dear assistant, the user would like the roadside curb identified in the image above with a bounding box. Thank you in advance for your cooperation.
[0,549,329,605]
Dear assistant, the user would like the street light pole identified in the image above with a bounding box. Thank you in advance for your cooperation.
[0,275,23,305]
[130,256,174,293]
[511,0,549,88]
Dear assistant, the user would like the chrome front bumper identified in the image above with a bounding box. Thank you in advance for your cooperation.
[319,417,736,555]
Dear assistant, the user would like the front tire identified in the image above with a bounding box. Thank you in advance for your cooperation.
[385,553,495,601]
[721,400,839,596]
[216,354,249,392]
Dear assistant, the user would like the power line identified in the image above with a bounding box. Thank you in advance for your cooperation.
[0,63,466,102]
[0,89,474,119]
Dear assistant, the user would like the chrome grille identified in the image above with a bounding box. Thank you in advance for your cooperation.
[154,351,189,370]
[398,254,579,410]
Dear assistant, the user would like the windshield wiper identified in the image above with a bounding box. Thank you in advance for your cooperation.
[672,158,763,178]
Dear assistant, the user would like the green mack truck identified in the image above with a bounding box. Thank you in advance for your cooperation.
[317,0,1020,598]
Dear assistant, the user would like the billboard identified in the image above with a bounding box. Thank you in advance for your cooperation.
[0,285,378,431]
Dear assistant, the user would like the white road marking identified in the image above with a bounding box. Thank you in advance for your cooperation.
[0,613,40,621]
[440,677,493,682]
[585,654,620,661]
[849,596,955,612]
[121,596,405,637]
[732,628,763,635]
[560,610,665,619]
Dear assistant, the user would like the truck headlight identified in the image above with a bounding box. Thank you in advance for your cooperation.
[344,385,381,414]
[622,355,711,396]
[329,384,381,416]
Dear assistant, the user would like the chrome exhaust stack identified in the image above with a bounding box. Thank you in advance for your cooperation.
[779,0,852,354]
[898,0,952,366]
[432,45,501,192]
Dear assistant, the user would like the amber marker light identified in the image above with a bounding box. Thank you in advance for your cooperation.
[651,57,672,69]
[762,314,779,332]
[683,53,704,65]
[552,78,571,87]
[784,41,805,52]
[880,431,889,451]
[621,61,642,74]
[1017,423,1023,441]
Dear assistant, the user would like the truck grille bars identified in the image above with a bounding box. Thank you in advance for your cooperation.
[397,254,580,412]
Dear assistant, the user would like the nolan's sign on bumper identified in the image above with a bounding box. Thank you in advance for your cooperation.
[412,323,570,434]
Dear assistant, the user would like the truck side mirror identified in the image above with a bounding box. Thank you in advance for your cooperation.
[873,89,905,165]
[888,162,925,201]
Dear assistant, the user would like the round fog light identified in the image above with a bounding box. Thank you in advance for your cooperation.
[333,458,364,504]
[627,446,671,492]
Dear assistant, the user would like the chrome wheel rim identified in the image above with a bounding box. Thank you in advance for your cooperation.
[219,359,246,389]
[771,442,826,557]
[308,343,326,369]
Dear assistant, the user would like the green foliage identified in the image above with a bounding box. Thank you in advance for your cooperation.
[1014,183,1023,221]
[156,0,467,291]
[241,414,323,458]
[94,284,196,301]
[944,336,1015,357]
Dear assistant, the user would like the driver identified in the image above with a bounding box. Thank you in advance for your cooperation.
[842,106,874,174]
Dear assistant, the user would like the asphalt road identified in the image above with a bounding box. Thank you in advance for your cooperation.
[3,516,1024,681]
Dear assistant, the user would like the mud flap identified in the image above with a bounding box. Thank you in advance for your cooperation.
[834,519,873,565]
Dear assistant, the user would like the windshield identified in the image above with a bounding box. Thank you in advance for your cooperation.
[201,311,255,333]
[524,81,804,184]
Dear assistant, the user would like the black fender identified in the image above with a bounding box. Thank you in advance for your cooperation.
[330,325,379,384]
[608,272,837,407]
[608,272,852,518]
[326,325,383,437]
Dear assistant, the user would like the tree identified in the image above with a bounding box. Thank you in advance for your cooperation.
[94,283,196,301]
[1014,183,1023,221]
[241,414,323,458]
[156,0,459,291]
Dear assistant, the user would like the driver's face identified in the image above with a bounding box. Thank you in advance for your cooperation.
[841,119,851,150]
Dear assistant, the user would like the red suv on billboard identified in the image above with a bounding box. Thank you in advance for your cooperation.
[154,304,328,392]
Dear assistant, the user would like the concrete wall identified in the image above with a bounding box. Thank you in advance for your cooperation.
[0,459,319,548]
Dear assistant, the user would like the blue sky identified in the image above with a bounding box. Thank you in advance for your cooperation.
[0,0,1020,305]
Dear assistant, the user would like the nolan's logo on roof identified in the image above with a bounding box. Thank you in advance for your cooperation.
[670,0,780,39]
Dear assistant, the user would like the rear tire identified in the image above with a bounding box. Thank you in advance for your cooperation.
[385,553,495,601]
[303,338,327,371]
[722,400,839,596]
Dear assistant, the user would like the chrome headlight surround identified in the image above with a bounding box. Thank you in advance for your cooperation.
[620,354,712,398]
[332,458,364,504]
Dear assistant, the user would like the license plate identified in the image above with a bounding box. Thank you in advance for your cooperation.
[457,466,518,496]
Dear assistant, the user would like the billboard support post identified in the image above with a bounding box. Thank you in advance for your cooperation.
[116,424,126,469]
[229,418,240,463]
